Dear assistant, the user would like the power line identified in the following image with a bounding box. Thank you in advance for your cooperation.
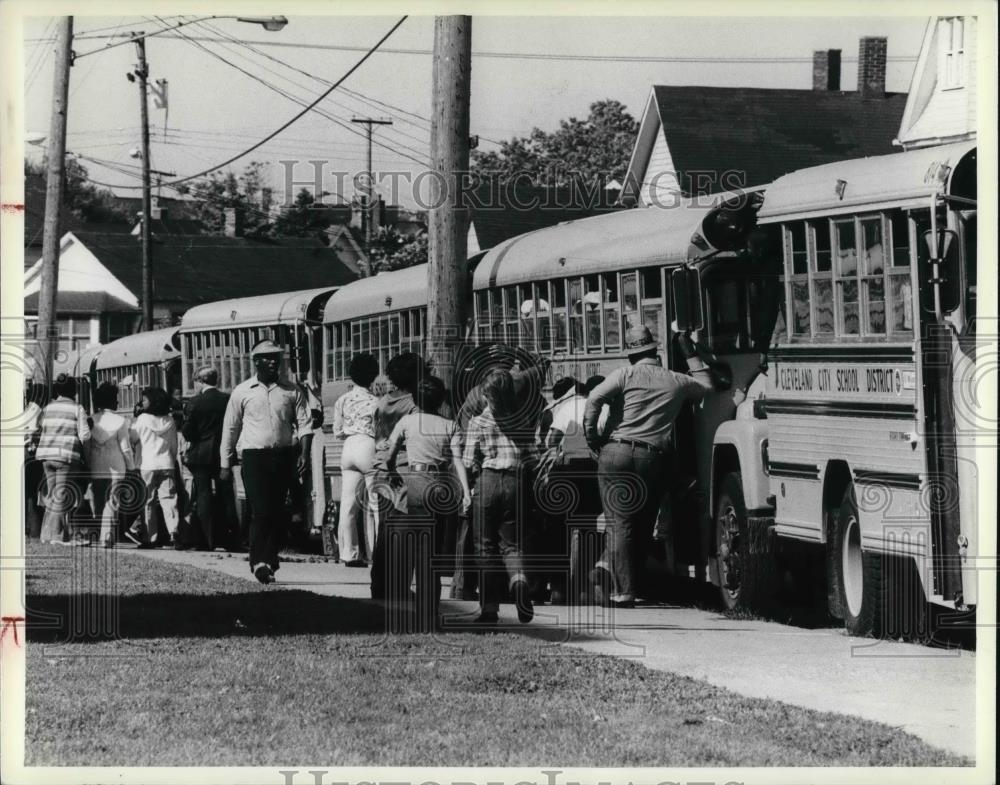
[26,33,922,63]
[93,16,411,190]
[180,17,432,151]
[160,21,429,166]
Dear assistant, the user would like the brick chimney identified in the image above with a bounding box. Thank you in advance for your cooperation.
[858,37,887,98]
[223,206,244,237]
[813,49,842,91]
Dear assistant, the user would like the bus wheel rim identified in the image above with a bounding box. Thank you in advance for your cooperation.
[842,514,863,617]
[719,506,740,599]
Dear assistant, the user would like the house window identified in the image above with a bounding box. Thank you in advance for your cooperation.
[942,17,966,89]
[100,313,137,344]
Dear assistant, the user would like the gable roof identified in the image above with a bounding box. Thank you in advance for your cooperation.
[65,230,359,306]
[624,85,908,201]
[469,183,620,252]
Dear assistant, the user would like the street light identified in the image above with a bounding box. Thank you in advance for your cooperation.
[73,16,289,58]
[69,15,287,330]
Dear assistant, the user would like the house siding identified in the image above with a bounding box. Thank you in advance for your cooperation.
[899,17,977,148]
[640,128,682,206]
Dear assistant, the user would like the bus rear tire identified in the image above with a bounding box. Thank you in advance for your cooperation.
[830,484,886,637]
[714,471,776,614]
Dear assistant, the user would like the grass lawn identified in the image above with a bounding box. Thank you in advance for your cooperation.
[23,542,967,767]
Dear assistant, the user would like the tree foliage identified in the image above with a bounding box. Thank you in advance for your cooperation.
[26,158,133,224]
[471,99,638,187]
[175,161,271,237]
[364,227,428,274]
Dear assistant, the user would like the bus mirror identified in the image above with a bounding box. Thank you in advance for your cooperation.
[922,228,961,315]
[671,266,704,332]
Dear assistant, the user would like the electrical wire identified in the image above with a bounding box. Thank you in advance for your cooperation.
[175,17,432,153]
[96,15,411,190]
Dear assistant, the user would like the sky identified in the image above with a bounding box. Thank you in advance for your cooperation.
[21,12,930,210]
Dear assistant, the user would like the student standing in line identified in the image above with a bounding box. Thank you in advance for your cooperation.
[87,383,136,548]
[35,373,90,545]
[332,353,380,568]
[131,387,184,549]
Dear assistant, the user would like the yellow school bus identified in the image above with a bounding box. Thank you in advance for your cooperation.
[709,141,980,636]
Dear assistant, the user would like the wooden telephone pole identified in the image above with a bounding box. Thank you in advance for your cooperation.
[351,116,392,271]
[135,36,154,330]
[426,16,471,389]
[36,17,73,387]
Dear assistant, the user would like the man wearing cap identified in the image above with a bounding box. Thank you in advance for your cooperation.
[583,325,713,608]
[220,340,312,584]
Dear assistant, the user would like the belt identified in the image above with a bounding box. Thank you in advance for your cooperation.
[607,437,667,456]
[409,462,450,473]
[482,465,520,474]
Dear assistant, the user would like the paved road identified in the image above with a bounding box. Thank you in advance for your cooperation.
[130,547,978,760]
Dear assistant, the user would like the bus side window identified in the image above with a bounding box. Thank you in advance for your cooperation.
[703,277,749,354]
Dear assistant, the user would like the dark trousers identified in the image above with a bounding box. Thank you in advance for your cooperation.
[597,441,668,601]
[190,466,239,550]
[450,514,479,598]
[473,468,528,613]
[534,458,602,598]
[384,469,455,631]
[240,447,298,572]
[25,454,44,538]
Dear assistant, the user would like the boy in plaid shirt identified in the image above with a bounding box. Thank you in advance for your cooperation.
[463,369,536,625]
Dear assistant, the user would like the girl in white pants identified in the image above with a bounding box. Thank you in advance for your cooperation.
[333,353,381,566]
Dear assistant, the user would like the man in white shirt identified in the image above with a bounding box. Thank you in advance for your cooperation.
[220,340,312,584]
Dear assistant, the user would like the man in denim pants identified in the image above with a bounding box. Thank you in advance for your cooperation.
[583,326,713,608]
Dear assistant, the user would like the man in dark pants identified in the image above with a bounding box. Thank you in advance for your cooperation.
[583,326,713,608]
[220,340,312,584]
[182,366,239,551]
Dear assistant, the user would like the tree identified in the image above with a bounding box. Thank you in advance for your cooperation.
[364,227,428,274]
[270,188,343,239]
[175,160,272,237]
[471,99,638,188]
[25,157,132,224]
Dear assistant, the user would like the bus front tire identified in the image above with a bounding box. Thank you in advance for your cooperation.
[714,471,776,614]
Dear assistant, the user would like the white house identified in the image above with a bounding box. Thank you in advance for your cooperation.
[895,17,978,150]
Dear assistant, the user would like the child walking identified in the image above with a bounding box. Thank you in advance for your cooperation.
[384,376,471,632]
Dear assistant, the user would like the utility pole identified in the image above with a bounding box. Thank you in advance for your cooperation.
[351,116,392,273]
[426,16,471,389]
[135,35,154,331]
[36,16,73,388]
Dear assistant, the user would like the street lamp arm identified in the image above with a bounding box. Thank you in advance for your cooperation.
[73,15,287,58]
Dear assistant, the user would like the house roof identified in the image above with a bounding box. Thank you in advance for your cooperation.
[23,290,139,314]
[469,183,620,251]
[65,230,359,306]
[624,86,908,200]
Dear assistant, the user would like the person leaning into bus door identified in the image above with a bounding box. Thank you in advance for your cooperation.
[583,325,713,608]
[332,352,380,568]
[220,339,313,584]
[182,366,240,552]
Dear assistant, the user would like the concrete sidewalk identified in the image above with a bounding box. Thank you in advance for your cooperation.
[129,546,978,760]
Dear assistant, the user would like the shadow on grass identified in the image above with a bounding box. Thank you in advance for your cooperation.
[25,588,447,643]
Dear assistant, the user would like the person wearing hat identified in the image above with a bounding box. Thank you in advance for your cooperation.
[220,339,312,584]
[582,325,713,608]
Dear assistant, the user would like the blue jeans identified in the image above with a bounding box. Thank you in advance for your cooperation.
[597,442,667,601]
[473,468,528,613]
